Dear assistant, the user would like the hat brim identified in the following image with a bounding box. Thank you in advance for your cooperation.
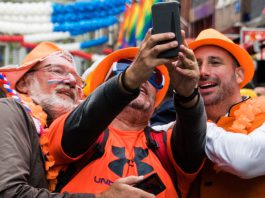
[189,38,254,88]
[83,47,169,107]
[0,59,40,89]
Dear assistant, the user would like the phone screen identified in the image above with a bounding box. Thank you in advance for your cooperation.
[134,173,166,195]
[151,1,181,58]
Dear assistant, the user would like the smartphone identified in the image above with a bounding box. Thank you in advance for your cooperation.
[134,173,166,195]
[151,1,181,58]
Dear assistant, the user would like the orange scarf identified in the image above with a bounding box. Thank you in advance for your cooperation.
[230,96,265,134]
[19,94,60,191]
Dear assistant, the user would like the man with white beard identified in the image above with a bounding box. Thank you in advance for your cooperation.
[0,41,162,198]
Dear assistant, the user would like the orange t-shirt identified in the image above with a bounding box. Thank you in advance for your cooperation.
[48,114,203,198]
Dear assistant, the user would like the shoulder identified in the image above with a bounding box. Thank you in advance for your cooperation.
[0,98,33,132]
[0,98,28,117]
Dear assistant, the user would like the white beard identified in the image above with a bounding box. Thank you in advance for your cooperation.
[28,80,77,121]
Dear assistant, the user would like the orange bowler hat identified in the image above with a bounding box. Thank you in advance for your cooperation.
[83,47,169,108]
[189,28,254,88]
[0,42,62,89]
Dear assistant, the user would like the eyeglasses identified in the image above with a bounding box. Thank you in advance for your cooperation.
[108,59,164,90]
[29,64,83,86]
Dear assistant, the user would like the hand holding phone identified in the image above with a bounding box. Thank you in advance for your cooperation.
[151,1,182,58]
[134,173,166,195]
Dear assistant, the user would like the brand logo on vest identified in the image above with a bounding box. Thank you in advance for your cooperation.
[108,146,154,177]
[94,176,114,186]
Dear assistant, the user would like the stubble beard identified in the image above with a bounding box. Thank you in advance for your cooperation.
[123,92,156,123]
[203,75,237,107]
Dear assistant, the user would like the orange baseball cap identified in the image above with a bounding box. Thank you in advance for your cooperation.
[83,47,169,108]
[0,42,63,89]
[189,28,254,88]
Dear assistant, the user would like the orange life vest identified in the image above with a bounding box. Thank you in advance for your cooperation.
[61,126,180,197]
[48,115,203,198]
[189,97,265,198]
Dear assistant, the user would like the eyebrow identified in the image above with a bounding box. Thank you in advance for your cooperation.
[31,64,52,71]
[208,56,222,61]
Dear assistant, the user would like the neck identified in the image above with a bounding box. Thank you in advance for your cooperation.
[206,95,243,122]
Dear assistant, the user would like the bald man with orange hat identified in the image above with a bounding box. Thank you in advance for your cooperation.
[187,28,265,198]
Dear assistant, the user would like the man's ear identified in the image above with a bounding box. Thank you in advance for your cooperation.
[16,76,29,94]
[235,67,244,85]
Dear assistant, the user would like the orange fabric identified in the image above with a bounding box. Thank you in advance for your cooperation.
[0,42,62,89]
[17,93,60,191]
[44,113,86,191]
[19,94,48,127]
[189,29,254,88]
[82,47,170,108]
[197,97,265,198]
[199,159,265,198]
[48,113,84,165]
[48,123,201,198]
[217,97,265,134]
[166,129,205,198]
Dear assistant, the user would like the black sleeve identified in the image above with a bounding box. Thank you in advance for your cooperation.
[170,94,206,173]
[62,75,139,157]
[0,99,95,198]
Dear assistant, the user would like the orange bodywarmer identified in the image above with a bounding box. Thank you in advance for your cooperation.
[48,115,203,198]
[189,97,265,198]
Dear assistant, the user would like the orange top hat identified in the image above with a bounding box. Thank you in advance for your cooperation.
[189,28,254,88]
[83,47,169,108]
[0,42,62,89]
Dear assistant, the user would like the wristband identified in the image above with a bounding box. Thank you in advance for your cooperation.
[173,88,199,103]
[120,68,139,94]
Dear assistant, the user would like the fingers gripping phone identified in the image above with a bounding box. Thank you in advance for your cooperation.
[134,173,166,195]
[151,1,182,58]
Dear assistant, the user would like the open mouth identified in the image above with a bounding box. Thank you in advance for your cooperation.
[199,82,217,89]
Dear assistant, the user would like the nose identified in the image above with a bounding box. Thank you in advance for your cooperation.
[199,62,210,78]
[63,73,77,88]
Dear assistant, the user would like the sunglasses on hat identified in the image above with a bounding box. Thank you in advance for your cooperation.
[107,59,164,90]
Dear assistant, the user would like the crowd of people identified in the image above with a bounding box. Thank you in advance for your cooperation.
[0,25,264,198]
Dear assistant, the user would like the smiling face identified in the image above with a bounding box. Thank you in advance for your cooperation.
[17,53,82,121]
[195,45,244,106]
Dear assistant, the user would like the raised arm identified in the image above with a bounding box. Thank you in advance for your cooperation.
[61,29,180,158]
[166,30,207,173]
[62,75,139,157]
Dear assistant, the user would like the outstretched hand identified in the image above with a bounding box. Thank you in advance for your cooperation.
[166,30,199,97]
[122,29,179,90]
[95,176,155,198]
